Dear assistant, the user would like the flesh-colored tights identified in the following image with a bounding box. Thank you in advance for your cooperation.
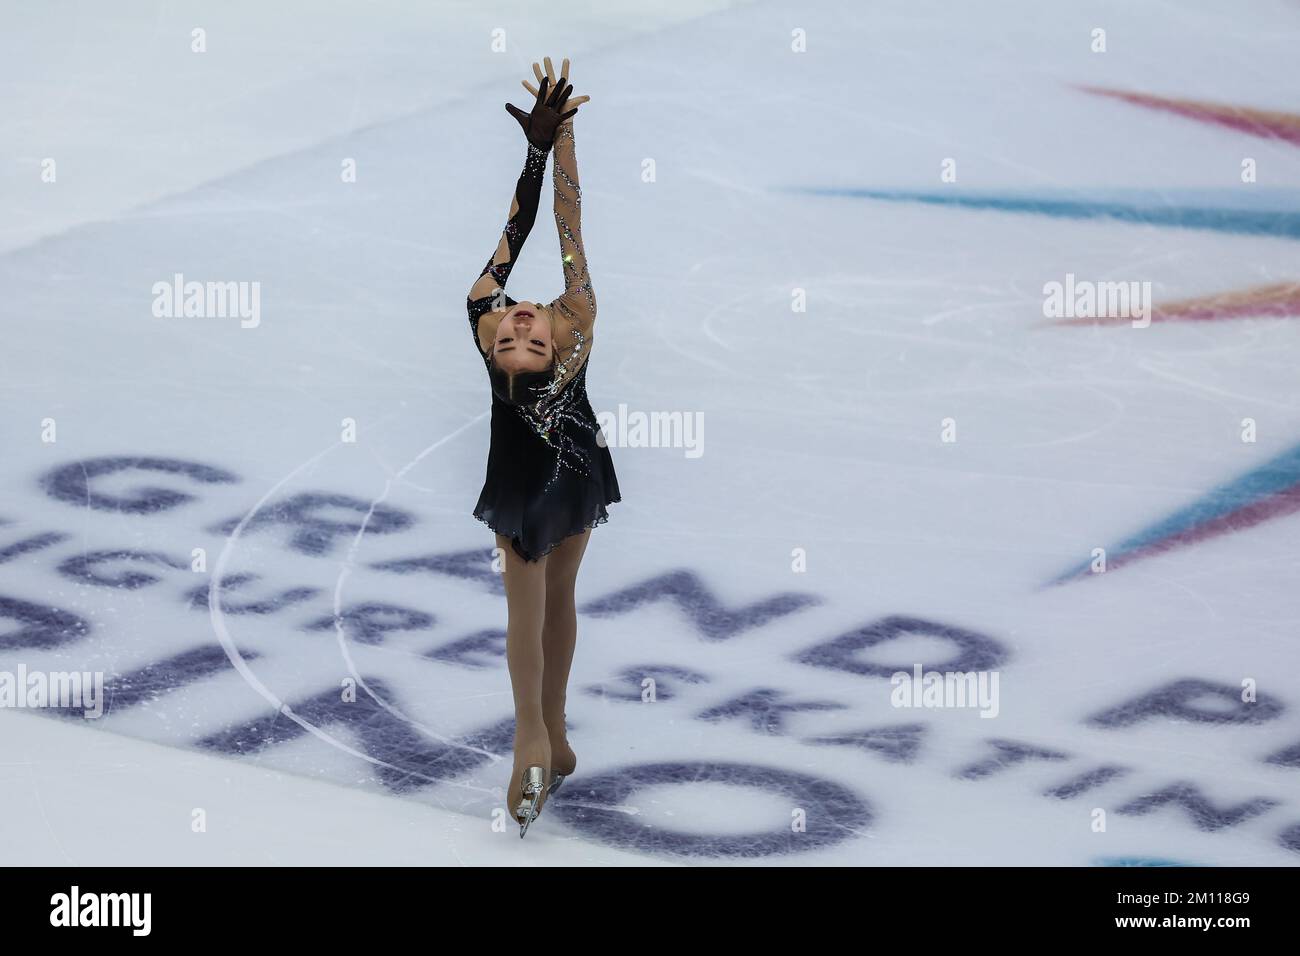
[496,529,590,815]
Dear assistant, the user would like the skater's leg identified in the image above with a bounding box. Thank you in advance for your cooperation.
[496,535,553,815]
[541,528,591,775]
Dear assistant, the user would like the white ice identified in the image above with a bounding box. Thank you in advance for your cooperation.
[1,0,1299,865]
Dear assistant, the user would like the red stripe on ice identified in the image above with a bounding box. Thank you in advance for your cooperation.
[1080,86,1300,147]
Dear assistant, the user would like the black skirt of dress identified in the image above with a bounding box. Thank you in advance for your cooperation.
[473,364,620,562]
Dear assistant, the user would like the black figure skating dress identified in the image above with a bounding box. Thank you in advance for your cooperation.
[467,122,620,562]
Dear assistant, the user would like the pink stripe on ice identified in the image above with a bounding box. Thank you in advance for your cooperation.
[1054,283,1300,326]
[1080,86,1300,146]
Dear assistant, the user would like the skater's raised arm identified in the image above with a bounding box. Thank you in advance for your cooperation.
[464,142,546,330]
[466,67,578,342]
[519,58,595,330]
[548,116,595,328]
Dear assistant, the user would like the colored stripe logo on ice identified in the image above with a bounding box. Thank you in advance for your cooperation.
[1093,857,1195,867]
[1050,441,1300,583]
[1053,282,1300,326]
[791,188,1300,240]
[1079,87,1300,148]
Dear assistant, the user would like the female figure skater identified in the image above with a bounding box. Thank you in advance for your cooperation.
[466,57,619,837]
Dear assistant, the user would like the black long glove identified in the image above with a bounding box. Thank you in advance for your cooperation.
[505,75,576,150]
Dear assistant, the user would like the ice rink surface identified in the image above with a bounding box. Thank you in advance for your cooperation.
[2,0,1299,865]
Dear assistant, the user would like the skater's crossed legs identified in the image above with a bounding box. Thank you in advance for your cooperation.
[496,528,592,813]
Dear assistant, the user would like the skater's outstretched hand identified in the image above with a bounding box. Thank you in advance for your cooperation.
[507,57,589,148]
[521,57,590,116]
[505,56,576,149]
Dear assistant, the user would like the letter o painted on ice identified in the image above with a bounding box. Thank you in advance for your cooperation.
[552,761,870,857]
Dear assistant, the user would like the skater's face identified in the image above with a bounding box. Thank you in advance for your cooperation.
[492,302,554,373]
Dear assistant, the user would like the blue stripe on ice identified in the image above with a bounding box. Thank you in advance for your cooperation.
[1050,440,1300,583]
[791,189,1300,240]
[1093,856,1195,867]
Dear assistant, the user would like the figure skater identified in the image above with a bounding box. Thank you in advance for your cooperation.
[465,57,620,837]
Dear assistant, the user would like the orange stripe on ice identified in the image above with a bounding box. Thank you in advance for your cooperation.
[1079,86,1300,146]
[1054,282,1300,326]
